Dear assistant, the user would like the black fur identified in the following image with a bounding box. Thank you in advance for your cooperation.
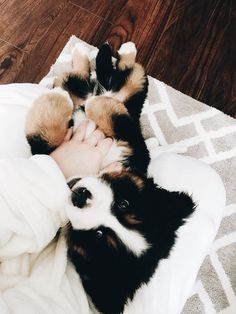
[112,114,150,174]
[96,43,148,123]
[96,43,114,90]
[62,74,93,99]
[67,174,195,314]
[26,135,55,155]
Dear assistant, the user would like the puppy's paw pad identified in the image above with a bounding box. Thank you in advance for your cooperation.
[118,42,137,56]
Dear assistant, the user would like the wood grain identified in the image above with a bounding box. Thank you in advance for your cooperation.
[0,0,235,117]
[0,40,25,83]
[1,2,111,83]
[71,0,127,23]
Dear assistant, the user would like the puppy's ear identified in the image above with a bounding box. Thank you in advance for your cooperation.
[96,42,113,90]
[143,178,195,233]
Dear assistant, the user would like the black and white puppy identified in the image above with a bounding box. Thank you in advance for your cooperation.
[25,42,195,314]
[66,170,195,314]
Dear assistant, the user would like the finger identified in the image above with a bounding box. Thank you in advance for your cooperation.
[85,129,105,146]
[96,138,113,158]
[72,120,88,142]
[101,162,123,174]
[63,127,73,142]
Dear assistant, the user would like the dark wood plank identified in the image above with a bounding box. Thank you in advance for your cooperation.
[144,0,236,117]
[70,0,127,23]
[0,0,68,50]
[13,2,111,83]
[0,0,235,117]
[104,0,236,117]
[104,0,171,56]
[0,40,25,83]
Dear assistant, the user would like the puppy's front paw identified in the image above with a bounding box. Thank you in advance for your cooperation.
[25,88,73,154]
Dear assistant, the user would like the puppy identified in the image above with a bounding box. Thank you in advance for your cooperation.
[66,171,195,314]
[25,42,150,173]
[25,42,195,314]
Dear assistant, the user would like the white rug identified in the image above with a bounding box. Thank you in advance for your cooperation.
[40,36,236,314]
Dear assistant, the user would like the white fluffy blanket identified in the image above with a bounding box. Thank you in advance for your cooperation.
[0,56,226,313]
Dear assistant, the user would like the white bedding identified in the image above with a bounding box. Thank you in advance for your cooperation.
[0,82,225,314]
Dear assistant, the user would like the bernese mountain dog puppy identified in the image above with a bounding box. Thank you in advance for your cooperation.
[66,171,195,314]
[25,42,149,173]
[25,42,195,314]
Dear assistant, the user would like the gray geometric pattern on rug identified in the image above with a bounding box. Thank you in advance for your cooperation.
[41,36,236,314]
[143,78,236,314]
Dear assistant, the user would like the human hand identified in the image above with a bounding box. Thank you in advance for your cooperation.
[50,121,119,179]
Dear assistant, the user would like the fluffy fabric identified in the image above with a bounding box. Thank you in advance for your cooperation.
[0,82,225,314]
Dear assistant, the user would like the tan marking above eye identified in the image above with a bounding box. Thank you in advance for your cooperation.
[103,170,144,190]
[73,244,87,258]
[106,235,118,250]
[124,213,142,225]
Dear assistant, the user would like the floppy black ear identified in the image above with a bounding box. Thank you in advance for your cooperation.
[143,178,195,235]
[96,43,113,90]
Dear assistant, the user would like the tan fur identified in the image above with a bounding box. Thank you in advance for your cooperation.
[117,140,133,157]
[115,63,146,103]
[25,93,73,147]
[106,235,118,250]
[73,245,87,258]
[118,51,136,71]
[130,174,144,190]
[54,72,88,109]
[70,94,85,109]
[85,96,129,137]
[105,170,144,190]
[124,213,142,225]
[72,48,90,79]
[53,73,67,89]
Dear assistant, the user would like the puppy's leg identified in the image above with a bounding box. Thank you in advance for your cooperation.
[113,42,148,122]
[117,42,137,71]
[96,42,114,91]
[85,96,128,137]
[54,43,92,108]
[25,89,73,155]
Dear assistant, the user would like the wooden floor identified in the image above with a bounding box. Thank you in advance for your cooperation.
[0,0,235,117]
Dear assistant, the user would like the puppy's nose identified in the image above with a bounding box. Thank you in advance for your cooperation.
[71,187,92,208]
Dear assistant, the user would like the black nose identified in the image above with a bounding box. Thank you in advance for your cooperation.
[71,187,92,208]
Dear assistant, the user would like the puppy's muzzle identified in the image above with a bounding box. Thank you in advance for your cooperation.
[71,187,92,208]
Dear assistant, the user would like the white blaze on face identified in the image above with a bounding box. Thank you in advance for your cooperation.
[66,177,149,257]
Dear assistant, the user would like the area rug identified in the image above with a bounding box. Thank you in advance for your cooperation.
[40,36,236,314]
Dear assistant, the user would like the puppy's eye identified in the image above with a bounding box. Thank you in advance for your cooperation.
[96,230,103,238]
[118,200,129,210]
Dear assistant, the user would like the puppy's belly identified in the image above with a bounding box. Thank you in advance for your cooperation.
[73,110,126,168]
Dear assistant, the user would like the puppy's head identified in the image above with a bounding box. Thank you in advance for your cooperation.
[66,169,195,265]
[66,170,163,269]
